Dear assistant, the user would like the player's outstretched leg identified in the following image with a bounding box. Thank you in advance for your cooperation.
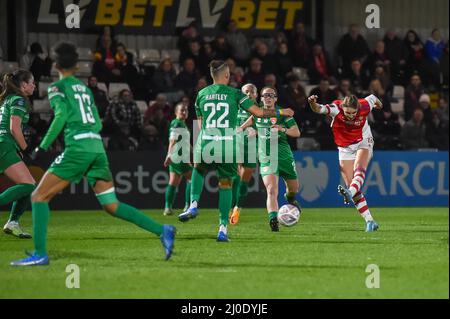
[353,191,379,232]
[217,178,232,242]
[178,167,204,222]
[1,183,35,239]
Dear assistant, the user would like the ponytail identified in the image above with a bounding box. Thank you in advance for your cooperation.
[0,69,33,110]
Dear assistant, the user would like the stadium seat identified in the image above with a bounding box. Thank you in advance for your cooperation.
[108,82,130,98]
[161,49,180,62]
[32,99,51,113]
[393,85,405,99]
[76,61,93,77]
[0,61,19,73]
[139,49,160,65]
[136,100,148,115]
[97,82,108,95]
[38,82,51,98]
[77,47,93,61]
[127,48,137,60]
[391,100,404,114]
[296,137,320,150]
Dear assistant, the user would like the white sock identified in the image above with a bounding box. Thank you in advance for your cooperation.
[219,224,227,234]
[361,211,373,222]
[190,200,198,209]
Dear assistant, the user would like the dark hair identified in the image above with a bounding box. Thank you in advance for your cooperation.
[119,89,131,98]
[342,95,360,109]
[209,60,228,77]
[30,42,43,55]
[54,42,78,70]
[261,86,278,95]
[0,69,33,109]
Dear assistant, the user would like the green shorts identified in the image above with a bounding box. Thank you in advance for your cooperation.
[169,162,192,175]
[260,155,298,180]
[196,162,238,180]
[48,149,113,187]
[194,138,238,179]
[0,142,21,174]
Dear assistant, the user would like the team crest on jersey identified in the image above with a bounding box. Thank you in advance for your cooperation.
[50,86,59,92]
[270,118,277,125]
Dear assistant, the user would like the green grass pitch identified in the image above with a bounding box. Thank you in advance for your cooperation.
[0,207,448,298]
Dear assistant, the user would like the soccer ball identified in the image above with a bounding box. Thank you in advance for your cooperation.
[278,204,300,227]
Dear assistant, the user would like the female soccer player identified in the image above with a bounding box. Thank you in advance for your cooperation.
[11,42,176,266]
[229,83,258,225]
[163,102,192,216]
[0,70,36,238]
[241,86,301,231]
[308,94,382,232]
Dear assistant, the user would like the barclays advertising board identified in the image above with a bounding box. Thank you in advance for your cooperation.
[280,151,449,207]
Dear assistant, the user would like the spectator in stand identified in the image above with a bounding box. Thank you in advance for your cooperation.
[87,75,109,118]
[178,21,203,59]
[436,97,449,123]
[226,57,244,88]
[441,41,449,88]
[92,35,120,84]
[264,73,286,104]
[20,42,52,82]
[334,78,353,99]
[106,89,142,142]
[225,19,250,67]
[144,93,173,126]
[202,42,215,76]
[383,29,407,84]
[95,25,117,51]
[346,58,370,97]
[404,29,426,82]
[365,40,391,76]
[404,73,425,121]
[418,94,434,124]
[243,57,266,92]
[273,42,293,83]
[424,29,446,87]
[307,43,335,85]
[211,34,231,61]
[289,22,314,68]
[180,39,205,73]
[373,64,393,97]
[426,110,449,150]
[114,43,139,91]
[368,79,392,112]
[175,58,199,97]
[309,78,338,104]
[401,108,429,150]
[252,41,276,74]
[283,73,314,133]
[151,58,181,100]
[139,124,163,151]
[337,24,371,76]
[144,99,170,144]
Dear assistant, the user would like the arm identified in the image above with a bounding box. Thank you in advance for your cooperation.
[10,116,27,151]
[307,95,328,114]
[196,117,202,129]
[272,124,301,137]
[39,101,69,151]
[365,94,383,111]
[239,116,254,131]
[247,104,294,118]
[164,138,177,167]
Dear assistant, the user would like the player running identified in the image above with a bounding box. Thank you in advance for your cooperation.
[163,102,192,216]
[11,42,176,266]
[0,70,36,238]
[178,60,294,241]
[229,83,258,225]
[308,94,382,232]
[240,86,301,231]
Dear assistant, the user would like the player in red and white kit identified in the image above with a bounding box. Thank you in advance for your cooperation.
[308,94,382,232]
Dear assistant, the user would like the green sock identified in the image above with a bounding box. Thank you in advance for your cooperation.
[114,202,163,236]
[164,185,176,209]
[9,196,31,222]
[190,168,205,203]
[268,211,278,221]
[184,181,191,208]
[219,188,232,226]
[231,176,241,207]
[237,181,249,208]
[0,183,35,206]
[32,202,50,256]
[285,192,300,207]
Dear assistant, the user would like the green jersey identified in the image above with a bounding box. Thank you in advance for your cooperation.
[255,105,297,163]
[42,76,104,153]
[168,118,190,164]
[0,95,29,148]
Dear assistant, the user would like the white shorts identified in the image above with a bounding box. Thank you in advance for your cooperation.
[338,136,374,161]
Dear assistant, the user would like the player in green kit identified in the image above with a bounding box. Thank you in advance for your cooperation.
[163,102,192,215]
[229,83,258,225]
[178,60,294,241]
[0,70,36,238]
[11,42,176,266]
[240,86,301,231]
